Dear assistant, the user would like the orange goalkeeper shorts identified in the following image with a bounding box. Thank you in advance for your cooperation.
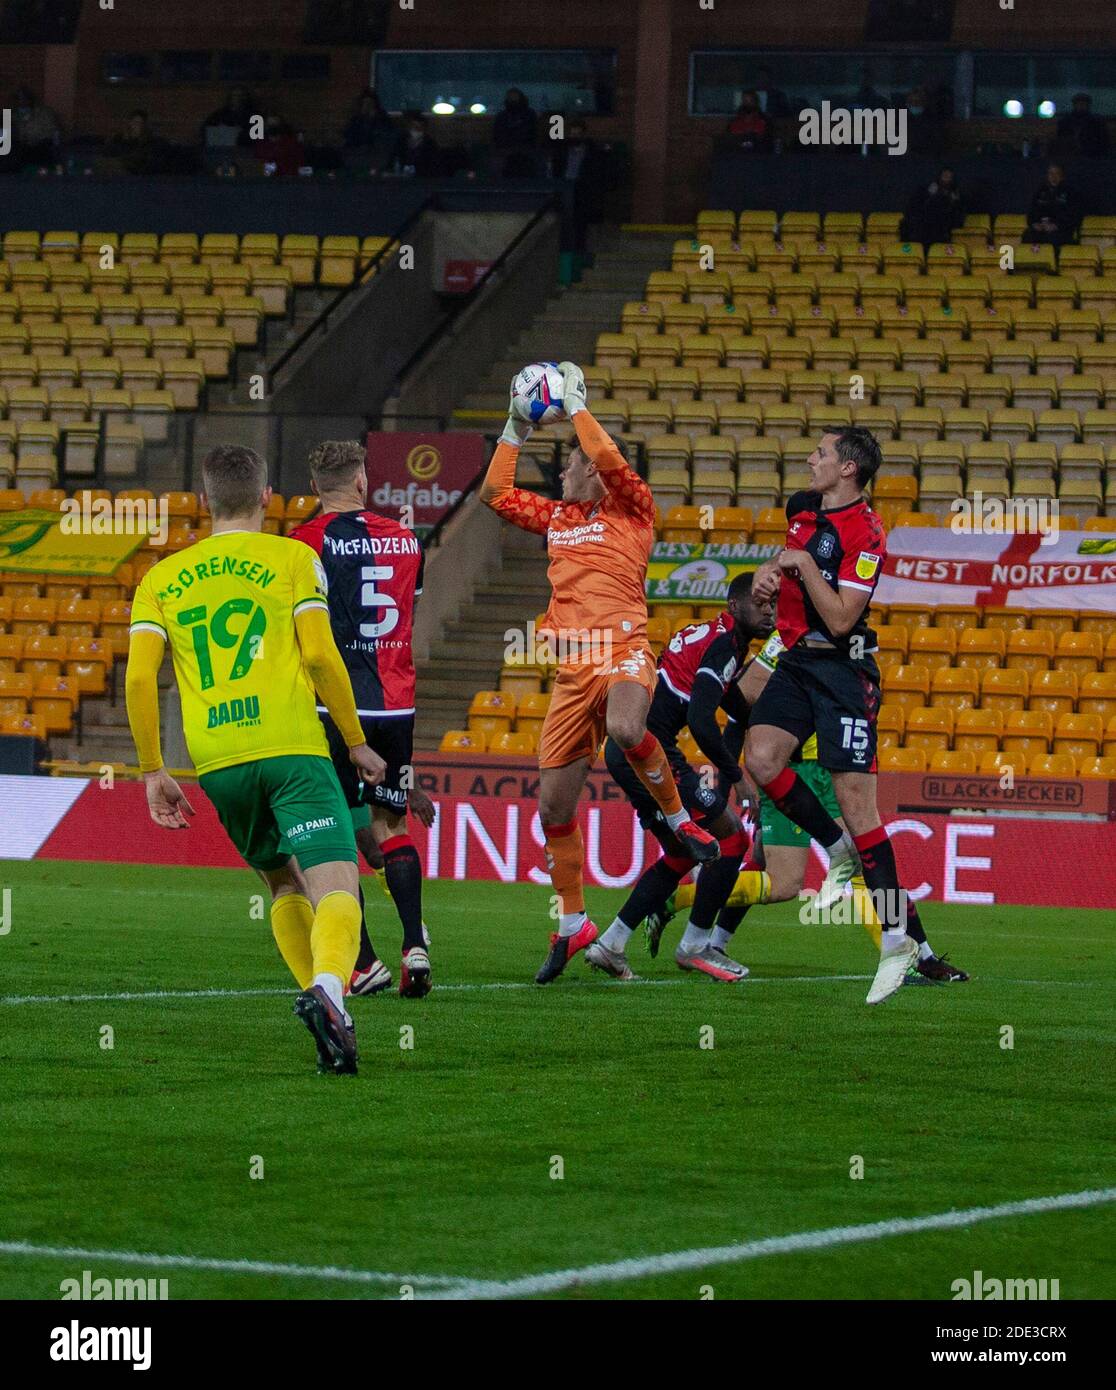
[538,645,657,770]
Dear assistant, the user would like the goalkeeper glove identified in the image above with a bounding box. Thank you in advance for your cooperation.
[500,382,533,449]
[556,360,587,416]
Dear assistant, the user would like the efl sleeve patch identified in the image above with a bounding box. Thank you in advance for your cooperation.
[855,551,881,581]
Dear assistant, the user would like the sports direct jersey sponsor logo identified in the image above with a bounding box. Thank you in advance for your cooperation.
[205,696,261,729]
[547,520,607,547]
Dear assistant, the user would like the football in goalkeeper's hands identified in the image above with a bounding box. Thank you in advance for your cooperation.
[510,362,569,426]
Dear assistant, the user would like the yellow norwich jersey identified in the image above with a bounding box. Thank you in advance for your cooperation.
[129,530,331,775]
[755,629,817,761]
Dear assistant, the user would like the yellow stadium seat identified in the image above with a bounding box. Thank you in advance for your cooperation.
[1027,669,1079,717]
[929,667,980,711]
[905,706,954,753]
[876,705,905,748]
[882,663,930,711]
[879,746,927,772]
[954,707,1004,754]
[1001,709,1053,756]
[440,729,487,753]
[981,668,1029,711]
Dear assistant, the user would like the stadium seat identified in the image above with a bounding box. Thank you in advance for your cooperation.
[956,627,1006,671]
[1027,669,1079,717]
[1078,755,1116,779]
[1053,630,1102,676]
[1005,628,1054,674]
[979,749,1027,778]
[876,704,905,748]
[1002,710,1053,755]
[954,707,1004,755]
[930,667,980,711]
[879,746,927,772]
[904,706,954,753]
[882,664,930,711]
[883,602,931,633]
[928,749,977,775]
[874,625,909,666]
[1053,712,1103,758]
[1078,671,1116,721]
[1027,752,1077,778]
[439,729,487,753]
[489,731,537,756]
[981,668,1029,711]
[907,627,956,671]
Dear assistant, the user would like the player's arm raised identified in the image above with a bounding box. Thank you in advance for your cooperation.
[559,361,656,525]
[125,603,195,829]
[479,385,560,534]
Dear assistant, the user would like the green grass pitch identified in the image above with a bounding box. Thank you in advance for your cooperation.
[1,858,1113,1300]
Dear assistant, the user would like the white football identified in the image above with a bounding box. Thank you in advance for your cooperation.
[510,361,568,426]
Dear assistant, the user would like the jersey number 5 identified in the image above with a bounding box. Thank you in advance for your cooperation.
[360,565,399,639]
[177,600,267,691]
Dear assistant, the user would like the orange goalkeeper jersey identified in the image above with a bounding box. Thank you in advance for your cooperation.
[480,410,655,661]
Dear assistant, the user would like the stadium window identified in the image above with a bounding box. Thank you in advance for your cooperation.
[279,53,333,83]
[689,50,956,118]
[217,51,274,85]
[373,50,617,118]
[974,52,1116,118]
[158,51,215,85]
[100,53,155,86]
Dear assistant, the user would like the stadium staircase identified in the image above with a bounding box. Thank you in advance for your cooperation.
[451,227,679,429]
[413,523,551,751]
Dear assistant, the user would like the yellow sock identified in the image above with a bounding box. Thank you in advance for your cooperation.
[270,892,315,988]
[675,869,770,913]
[851,873,882,950]
[310,890,362,987]
[728,870,771,908]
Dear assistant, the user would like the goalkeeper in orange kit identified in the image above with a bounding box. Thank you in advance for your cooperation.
[481,361,719,984]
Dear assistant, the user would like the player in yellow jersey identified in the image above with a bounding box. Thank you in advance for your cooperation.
[125,444,388,1074]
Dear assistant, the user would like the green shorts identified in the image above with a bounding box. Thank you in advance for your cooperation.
[759,759,841,849]
[200,754,358,872]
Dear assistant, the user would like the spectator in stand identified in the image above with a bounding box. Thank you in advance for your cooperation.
[256,117,307,177]
[727,90,772,152]
[902,167,964,249]
[1026,163,1082,246]
[202,86,255,147]
[344,88,395,167]
[1056,93,1110,159]
[754,67,790,118]
[903,85,943,156]
[104,110,169,176]
[389,113,441,177]
[549,117,608,254]
[12,86,60,165]
[493,87,539,177]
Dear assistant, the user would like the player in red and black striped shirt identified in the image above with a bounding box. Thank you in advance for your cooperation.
[746,427,931,1006]
[292,441,432,1000]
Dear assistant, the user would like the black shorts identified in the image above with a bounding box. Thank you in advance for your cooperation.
[604,732,728,846]
[320,712,413,815]
[749,641,881,773]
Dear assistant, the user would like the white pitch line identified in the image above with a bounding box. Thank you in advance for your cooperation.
[0,1239,465,1291]
[424,1186,1116,1300]
[0,975,877,1007]
[5,1187,1110,1300]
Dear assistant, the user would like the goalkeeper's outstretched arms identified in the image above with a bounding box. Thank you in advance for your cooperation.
[558,361,656,526]
[479,385,560,535]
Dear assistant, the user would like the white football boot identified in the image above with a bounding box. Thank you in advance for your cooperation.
[584,939,637,981]
[815,832,861,914]
[866,933,918,1005]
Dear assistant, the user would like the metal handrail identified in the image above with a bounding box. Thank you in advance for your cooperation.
[267,195,438,385]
